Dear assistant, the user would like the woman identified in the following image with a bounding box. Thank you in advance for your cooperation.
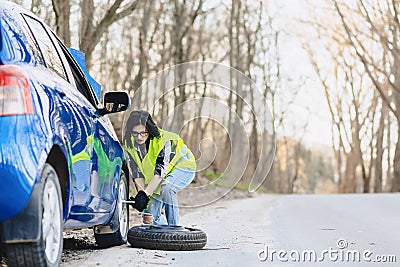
[125,110,196,226]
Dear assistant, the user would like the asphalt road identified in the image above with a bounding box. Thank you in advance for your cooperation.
[62,193,400,267]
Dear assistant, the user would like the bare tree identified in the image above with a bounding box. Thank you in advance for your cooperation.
[302,2,377,193]
[14,0,338,194]
[333,0,400,192]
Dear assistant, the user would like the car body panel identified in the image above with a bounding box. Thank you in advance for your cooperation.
[0,1,126,230]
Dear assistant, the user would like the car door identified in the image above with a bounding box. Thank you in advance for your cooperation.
[52,36,121,214]
[22,15,98,216]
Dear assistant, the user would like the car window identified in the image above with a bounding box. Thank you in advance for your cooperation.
[55,39,99,107]
[46,31,75,85]
[0,12,44,65]
[21,14,99,107]
[22,15,67,81]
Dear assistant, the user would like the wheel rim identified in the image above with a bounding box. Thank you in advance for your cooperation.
[42,177,62,264]
[118,179,128,237]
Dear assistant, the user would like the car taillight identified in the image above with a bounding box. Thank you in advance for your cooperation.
[0,65,34,116]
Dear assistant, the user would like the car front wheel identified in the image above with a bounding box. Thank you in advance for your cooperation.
[6,163,63,267]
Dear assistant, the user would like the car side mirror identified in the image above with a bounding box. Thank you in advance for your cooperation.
[98,92,130,116]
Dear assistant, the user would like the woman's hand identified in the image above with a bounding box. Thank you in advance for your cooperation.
[132,190,149,212]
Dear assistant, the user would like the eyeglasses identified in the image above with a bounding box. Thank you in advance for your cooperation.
[132,131,149,137]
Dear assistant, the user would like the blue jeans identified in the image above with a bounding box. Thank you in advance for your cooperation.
[143,167,195,226]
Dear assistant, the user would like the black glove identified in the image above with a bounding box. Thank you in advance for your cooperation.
[132,190,149,212]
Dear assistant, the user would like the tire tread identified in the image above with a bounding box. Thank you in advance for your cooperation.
[128,226,207,251]
[6,241,46,267]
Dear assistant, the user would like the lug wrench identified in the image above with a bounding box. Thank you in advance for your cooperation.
[122,200,136,204]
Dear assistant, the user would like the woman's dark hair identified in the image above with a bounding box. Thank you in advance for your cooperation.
[126,110,160,147]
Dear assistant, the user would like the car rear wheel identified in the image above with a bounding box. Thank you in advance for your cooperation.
[6,163,63,267]
[94,173,129,248]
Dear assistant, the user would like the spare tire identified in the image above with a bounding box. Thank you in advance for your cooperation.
[128,225,207,251]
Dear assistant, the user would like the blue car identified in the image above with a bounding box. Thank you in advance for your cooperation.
[0,1,131,266]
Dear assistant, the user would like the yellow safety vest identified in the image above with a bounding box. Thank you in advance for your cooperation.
[125,129,196,194]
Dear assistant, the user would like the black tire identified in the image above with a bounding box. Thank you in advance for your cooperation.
[128,225,207,251]
[94,173,129,248]
[0,231,4,258]
[6,163,63,267]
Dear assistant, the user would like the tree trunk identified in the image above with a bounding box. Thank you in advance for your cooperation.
[392,125,400,192]
[343,152,356,193]
[374,103,385,193]
[52,0,70,46]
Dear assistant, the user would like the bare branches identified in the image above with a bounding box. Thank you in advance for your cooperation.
[334,0,399,117]
[79,0,140,65]
[24,0,339,194]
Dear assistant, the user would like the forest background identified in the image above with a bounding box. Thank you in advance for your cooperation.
[11,0,400,194]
